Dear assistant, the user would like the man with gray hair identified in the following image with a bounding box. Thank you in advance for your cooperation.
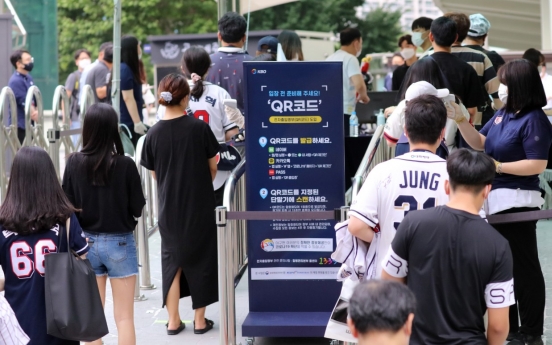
[348,280,416,345]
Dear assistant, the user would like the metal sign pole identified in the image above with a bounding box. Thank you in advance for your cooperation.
[112,0,121,119]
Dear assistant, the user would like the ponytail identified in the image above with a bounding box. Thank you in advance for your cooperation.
[190,73,205,100]
[181,46,212,100]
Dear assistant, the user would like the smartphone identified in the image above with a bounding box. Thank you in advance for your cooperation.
[223,99,237,109]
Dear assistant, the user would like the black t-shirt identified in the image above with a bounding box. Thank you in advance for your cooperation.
[426,52,484,108]
[392,63,409,91]
[63,154,145,233]
[140,115,220,242]
[383,206,514,345]
[464,45,505,72]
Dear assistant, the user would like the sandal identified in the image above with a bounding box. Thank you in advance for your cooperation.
[194,318,214,334]
[166,321,185,335]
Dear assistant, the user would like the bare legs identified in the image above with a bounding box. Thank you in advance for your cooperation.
[166,268,208,330]
[166,268,182,330]
[111,276,136,345]
[85,275,136,345]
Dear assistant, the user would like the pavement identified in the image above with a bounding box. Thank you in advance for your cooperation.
[93,220,552,345]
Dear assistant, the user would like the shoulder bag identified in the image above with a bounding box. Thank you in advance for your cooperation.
[44,217,108,341]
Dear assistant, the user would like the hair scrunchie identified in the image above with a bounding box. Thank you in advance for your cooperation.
[191,73,202,83]
[160,91,172,103]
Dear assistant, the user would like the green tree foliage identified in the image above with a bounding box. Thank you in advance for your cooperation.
[248,0,402,56]
[57,0,218,83]
[357,7,403,54]
[247,0,364,33]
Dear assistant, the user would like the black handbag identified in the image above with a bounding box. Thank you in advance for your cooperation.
[44,217,109,342]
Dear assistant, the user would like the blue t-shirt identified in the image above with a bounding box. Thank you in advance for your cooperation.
[0,213,89,345]
[480,107,552,191]
[120,62,143,127]
[7,71,34,129]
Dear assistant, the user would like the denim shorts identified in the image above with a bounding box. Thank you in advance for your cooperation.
[85,232,138,278]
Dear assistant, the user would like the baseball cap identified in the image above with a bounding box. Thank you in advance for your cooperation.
[257,36,278,54]
[405,81,449,101]
[468,14,491,37]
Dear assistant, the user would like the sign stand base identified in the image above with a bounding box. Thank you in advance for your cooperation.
[242,311,332,337]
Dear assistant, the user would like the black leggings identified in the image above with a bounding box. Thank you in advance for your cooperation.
[491,207,545,336]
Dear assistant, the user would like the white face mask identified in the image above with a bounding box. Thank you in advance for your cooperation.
[400,48,416,60]
[498,83,508,104]
[411,32,426,47]
[78,58,91,69]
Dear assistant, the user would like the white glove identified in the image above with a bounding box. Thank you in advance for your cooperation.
[134,121,148,135]
[445,101,465,123]
[225,105,244,128]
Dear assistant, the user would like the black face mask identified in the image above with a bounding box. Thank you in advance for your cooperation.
[22,62,34,72]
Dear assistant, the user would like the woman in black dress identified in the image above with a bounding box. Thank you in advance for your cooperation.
[141,73,219,335]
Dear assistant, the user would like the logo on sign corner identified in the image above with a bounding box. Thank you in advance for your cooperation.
[251,69,256,74]
[261,239,274,252]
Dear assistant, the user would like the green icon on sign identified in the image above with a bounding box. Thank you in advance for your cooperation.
[268,147,274,153]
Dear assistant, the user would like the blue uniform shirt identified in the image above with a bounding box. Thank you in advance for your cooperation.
[120,62,143,128]
[0,213,88,345]
[480,107,552,191]
[7,71,33,129]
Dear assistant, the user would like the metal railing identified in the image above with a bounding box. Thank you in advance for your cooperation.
[217,159,248,345]
[23,86,47,148]
[347,125,395,205]
[134,136,158,294]
[0,86,20,199]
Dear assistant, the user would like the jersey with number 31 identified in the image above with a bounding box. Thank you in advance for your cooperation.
[0,213,88,345]
[350,151,449,278]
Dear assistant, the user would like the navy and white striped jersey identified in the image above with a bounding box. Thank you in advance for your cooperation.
[350,150,449,278]
[0,213,88,345]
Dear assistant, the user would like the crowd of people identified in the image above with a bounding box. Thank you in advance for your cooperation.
[1,7,551,345]
[342,11,551,345]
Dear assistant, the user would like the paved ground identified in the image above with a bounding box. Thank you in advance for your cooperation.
[93,221,552,345]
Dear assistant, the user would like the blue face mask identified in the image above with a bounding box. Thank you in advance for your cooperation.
[411,31,426,47]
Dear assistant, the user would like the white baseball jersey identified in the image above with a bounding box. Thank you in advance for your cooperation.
[349,150,449,278]
[157,80,239,190]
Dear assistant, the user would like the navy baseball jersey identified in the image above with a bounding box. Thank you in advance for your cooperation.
[0,213,88,345]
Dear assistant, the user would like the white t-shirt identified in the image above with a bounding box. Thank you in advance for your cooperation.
[326,49,362,114]
[349,151,449,278]
[541,73,552,109]
[157,81,238,190]
[384,100,470,151]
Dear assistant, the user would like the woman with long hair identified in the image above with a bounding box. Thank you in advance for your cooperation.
[278,30,304,61]
[384,57,470,157]
[120,35,147,147]
[141,73,219,335]
[450,59,551,345]
[63,103,145,345]
[0,147,89,345]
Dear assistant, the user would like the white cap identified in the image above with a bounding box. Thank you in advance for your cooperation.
[405,81,449,101]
